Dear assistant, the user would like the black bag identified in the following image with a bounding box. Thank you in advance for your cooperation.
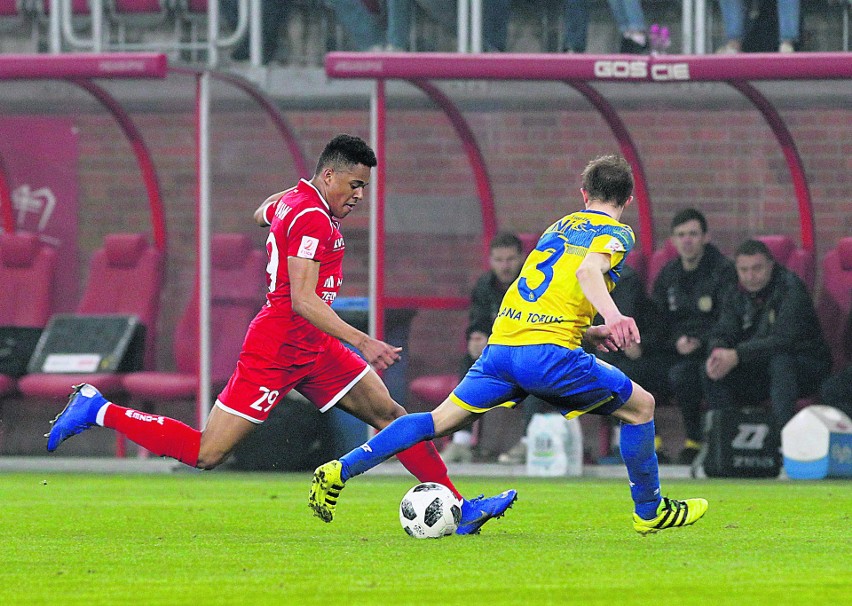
[230,393,333,472]
[703,408,781,478]
[0,327,42,377]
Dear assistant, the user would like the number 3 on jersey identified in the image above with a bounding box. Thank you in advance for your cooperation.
[517,237,565,302]
[250,386,281,413]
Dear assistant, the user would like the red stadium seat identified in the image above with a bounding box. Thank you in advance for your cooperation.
[755,234,815,292]
[120,234,265,439]
[18,233,164,400]
[518,232,539,255]
[817,237,852,370]
[408,374,458,413]
[0,232,57,328]
[646,240,678,293]
[0,232,58,396]
[624,245,647,286]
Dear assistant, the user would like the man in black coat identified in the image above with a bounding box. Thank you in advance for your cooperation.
[704,239,832,427]
[650,209,737,463]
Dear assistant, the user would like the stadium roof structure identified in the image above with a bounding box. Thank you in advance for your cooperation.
[323,51,852,339]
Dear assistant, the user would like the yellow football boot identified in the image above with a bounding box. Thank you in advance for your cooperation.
[633,496,708,535]
[309,460,345,523]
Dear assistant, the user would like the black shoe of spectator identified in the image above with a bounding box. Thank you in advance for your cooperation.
[620,36,647,54]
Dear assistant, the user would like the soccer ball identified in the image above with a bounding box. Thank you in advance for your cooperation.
[399,482,462,539]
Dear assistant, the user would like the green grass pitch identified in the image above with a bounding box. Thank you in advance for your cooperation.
[1,472,849,605]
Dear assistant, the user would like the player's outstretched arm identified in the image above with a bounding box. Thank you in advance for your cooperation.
[253,191,288,226]
[576,252,640,350]
[288,256,401,370]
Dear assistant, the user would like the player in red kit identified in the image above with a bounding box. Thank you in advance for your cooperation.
[47,134,516,534]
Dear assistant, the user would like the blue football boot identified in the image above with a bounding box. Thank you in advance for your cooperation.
[45,384,108,452]
[456,489,518,535]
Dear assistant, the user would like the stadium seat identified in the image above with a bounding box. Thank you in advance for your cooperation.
[0,232,58,396]
[120,234,265,448]
[0,232,57,328]
[518,232,539,255]
[817,237,852,370]
[18,233,164,400]
[624,245,647,286]
[646,240,678,294]
[408,373,458,414]
[755,234,815,292]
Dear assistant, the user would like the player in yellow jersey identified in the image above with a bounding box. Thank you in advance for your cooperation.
[310,155,708,534]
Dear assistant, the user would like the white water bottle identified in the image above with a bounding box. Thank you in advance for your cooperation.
[526,413,583,477]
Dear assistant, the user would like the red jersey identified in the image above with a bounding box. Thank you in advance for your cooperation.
[249,179,345,363]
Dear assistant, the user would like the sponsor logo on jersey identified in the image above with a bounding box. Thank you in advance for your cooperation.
[297,235,319,259]
[604,237,625,253]
[323,276,335,288]
[333,237,345,250]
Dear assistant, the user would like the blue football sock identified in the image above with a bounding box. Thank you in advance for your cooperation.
[619,419,662,520]
[340,413,436,481]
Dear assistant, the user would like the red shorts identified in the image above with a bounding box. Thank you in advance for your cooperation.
[216,335,370,424]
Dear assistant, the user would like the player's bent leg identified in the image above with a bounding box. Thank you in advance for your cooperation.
[614,382,708,534]
[337,372,462,498]
[47,383,202,468]
[196,405,257,469]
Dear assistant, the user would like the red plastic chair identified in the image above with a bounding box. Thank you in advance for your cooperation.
[0,232,57,328]
[121,233,265,433]
[646,240,678,294]
[0,232,58,396]
[755,234,815,292]
[817,237,852,371]
[18,233,164,399]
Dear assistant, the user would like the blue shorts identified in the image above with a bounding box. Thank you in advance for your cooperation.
[450,343,633,419]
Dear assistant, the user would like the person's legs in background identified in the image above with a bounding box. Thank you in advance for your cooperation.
[483,0,510,51]
[562,0,589,52]
[324,0,387,50]
[606,0,647,52]
[496,396,549,464]
[668,355,706,464]
[386,0,413,50]
[776,0,800,51]
[768,351,831,428]
[716,0,745,52]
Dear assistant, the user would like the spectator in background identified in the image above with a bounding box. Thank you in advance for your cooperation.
[818,300,852,419]
[323,0,387,51]
[325,0,510,52]
[443,231,527,462]
[704,239,832,428]
[387,0,511,52]
[592,263,668,461]
[223,0,288,64]
[563,0,590,53]
[606,0,648,53]
[715,0,800,53]
[650,209,737,464]
[440,323,491,463]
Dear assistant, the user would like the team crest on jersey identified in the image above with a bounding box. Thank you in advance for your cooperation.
[298,235,319,259]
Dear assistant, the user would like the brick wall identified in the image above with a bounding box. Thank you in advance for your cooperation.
[46,83,852,383]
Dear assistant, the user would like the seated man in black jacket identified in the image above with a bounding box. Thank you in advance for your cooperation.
[650,208,737,464]
[704,239,832,428]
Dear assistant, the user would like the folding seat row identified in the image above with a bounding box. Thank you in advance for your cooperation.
[0,231,266,456]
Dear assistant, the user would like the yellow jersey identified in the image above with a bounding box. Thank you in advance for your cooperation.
[489,210,635,350]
